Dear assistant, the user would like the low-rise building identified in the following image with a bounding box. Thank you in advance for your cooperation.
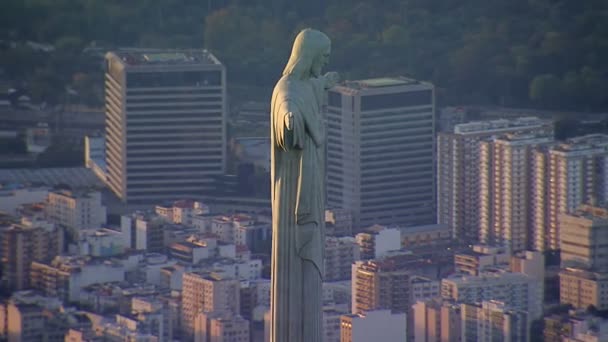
[324,236,360,281]
[442,271,542,320]
[30,255,125,302]
[340,310,407,342]
[410,276,440,304]
[76,228,126,257]
[45,189,106,232]
[400,224,452,248]
[412,298,461,342]
[454,244,510,276]
[194,311,249,342]
[461,301,529,342]
[559,268,608,310]
[355,225,401,260]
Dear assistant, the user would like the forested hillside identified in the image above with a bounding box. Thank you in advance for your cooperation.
[1,0,607,109]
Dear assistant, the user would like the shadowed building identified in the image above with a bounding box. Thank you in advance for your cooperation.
[104,49,227,204]
[327,77,435,230]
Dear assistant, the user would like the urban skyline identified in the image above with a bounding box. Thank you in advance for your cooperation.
[2,1,608,340]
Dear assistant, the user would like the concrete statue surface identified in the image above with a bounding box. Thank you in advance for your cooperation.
[270,28,338,342]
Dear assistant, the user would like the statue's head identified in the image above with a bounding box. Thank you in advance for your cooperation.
[283,29,331,79]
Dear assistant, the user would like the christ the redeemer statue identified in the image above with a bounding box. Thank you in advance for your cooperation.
[269,29,339,342]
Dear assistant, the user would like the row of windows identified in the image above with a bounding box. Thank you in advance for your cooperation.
[127,158,222,166]
[126,127,222,135]
[127,173,219,181]
[126,135,221,143]
[127,142,222,150]
[127,88,221,96]
[361,157,434,174]
[126,121,222,128]
[127,95,222,104]
[127,70,222,88]
[127,113,222,120]
[127,165,221,173]
[126,104,222,111]
[127,150,222,158]
[361,90,433,110]
[128,181,211,189]
[127,188,211,197]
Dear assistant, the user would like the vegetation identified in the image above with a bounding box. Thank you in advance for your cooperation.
[1,0,608,109]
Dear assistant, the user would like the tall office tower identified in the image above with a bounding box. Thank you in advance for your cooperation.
[104,49,226,204]
[460,301,529,342]
[535,134,608,251]
[560,205,608,272]
[326,77,435,230]
[181,272,239,338]
[441,272,543,321]
[351,260,410,315]
[479,133,554,251]
[437,117,553,242]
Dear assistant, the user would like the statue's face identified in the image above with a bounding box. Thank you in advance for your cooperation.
[311,46,331,78]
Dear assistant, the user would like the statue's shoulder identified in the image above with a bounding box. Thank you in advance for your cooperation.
[272,76,297,103]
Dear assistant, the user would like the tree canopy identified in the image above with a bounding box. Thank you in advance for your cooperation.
[1,0,608,110]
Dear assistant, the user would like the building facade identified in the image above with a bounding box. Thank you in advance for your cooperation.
[181,272,240,338]
[437,117,553,243]
[104,49,227,203]
[535,134,608,251]
[45,189,106,232]
[479,133,554,251]
[351,260,410,315]
[327,77,435,229]
[413,298,461,342]
[559,268,608,310]
[441,271,542,320]
[340,310,407,342]
[560,205,608,272]
[324,236,361,281]
[460,301,528,342]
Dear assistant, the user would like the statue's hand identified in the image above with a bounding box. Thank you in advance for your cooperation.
[324,72,339,89]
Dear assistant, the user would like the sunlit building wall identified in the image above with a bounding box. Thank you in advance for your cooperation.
[539,134,608,251]
[437,117,553,243]
[479,133,553,251]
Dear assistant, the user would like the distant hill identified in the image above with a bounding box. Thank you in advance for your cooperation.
[1,0,607,110]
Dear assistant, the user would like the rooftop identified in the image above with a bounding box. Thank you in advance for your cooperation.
[109,49,222,67]
[0,167,104,188]
[453,117,552,134]
[339,76,425,91]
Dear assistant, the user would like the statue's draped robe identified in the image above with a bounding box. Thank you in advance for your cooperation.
[270,75,326,342]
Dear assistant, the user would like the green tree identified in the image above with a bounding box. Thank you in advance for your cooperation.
[529,74,562,107]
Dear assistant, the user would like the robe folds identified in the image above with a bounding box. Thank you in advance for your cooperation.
[270,74,326,342]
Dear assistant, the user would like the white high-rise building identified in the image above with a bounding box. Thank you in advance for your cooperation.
[438,117,553,243]
[479,133,554,251]
[535,134,608,251]
[104,49,226,203]
[326,77,435,230]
